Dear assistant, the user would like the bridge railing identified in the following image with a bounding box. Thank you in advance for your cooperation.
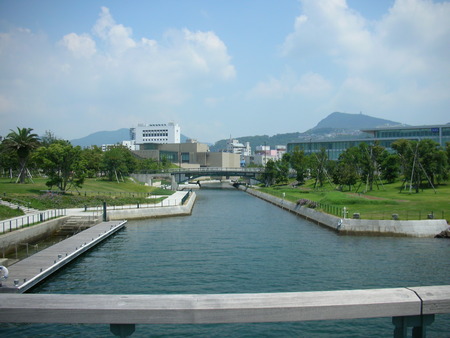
[167,167,265,174]
[136,167,265,174]
[0,285,449,337]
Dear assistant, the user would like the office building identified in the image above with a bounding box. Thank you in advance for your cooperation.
[131,122,180,146]
[287,124,450,160]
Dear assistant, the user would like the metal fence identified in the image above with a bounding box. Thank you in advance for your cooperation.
[84,197,187,213]
[0,209,66,234]
[39,190,172,198]
[316,203,446,221]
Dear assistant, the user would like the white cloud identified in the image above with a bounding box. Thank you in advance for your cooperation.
[0,7,236,138]
[92,6,136,53]
[282,0,372,63]
[248,70,332,99]
[272,0,450,123]
[61,33,96,58]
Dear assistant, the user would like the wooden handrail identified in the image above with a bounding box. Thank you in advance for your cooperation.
[0,286,449,325]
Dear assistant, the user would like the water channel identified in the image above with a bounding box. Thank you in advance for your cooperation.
[1,188,449,337]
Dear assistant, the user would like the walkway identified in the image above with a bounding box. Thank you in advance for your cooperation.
[0,220,127,293]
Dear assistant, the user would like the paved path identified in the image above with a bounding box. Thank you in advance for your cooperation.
[0,220,127,293]
[0,198,40,215]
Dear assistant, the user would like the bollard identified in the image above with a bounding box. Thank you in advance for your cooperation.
[103,202,107,222]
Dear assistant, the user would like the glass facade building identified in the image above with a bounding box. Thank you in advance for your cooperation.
[287,124,450,161]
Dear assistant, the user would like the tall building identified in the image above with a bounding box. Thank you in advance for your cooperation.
[131,122,180,146]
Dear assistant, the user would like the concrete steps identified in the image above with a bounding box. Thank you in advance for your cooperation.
[55,216,100,236]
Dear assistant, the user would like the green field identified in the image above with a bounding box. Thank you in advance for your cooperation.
[259,180,450,222]
[0,177,173,219]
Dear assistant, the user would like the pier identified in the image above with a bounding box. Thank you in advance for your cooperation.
[0,220,127,293]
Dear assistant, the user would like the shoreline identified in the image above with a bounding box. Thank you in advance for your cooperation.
[238,185,448,237]
[0,191,196,266]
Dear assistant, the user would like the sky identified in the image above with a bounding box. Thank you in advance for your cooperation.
[1,0,449,143]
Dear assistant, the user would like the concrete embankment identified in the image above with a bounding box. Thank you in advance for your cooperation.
[107,191,196,220]
[0,216,70,258]
[239,186,448,237]
[0,191,196,261]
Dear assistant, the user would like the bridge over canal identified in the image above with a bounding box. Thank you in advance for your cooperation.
[132,167,264,189]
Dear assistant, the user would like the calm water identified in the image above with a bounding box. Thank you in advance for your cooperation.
[1,188,449,337]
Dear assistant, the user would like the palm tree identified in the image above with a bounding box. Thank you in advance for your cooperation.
[3,127,40,183]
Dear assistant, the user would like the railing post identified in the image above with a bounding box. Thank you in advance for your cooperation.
[103,202,107,222]
[392,315,435,338]
[110,324,135,337]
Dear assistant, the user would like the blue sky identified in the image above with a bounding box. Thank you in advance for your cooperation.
[1,0,449,143]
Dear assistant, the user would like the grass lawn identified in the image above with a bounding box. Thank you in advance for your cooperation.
[259,179,450,222]
[0,177,173,216]
[0,204,24,220]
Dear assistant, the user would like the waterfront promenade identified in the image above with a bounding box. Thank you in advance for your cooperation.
[0,191,189,233]
[239,186,449,237]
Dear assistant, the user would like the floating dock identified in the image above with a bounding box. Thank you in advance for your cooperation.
[0,220,127,293]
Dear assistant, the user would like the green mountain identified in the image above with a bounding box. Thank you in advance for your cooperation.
[210,112,403,151]
[71,112,403,150]
[71,129,131,147]
[209,133,301,152]
[71,128,189,147]
[312,112,401,131]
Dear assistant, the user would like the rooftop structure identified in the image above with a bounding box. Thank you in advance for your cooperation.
[131,122,180,145]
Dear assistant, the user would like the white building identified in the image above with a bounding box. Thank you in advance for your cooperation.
[275,145,287,159]
[131,122,181,146]
[122,140,138,151]
[226,139,251,156]
[243,144,287,166]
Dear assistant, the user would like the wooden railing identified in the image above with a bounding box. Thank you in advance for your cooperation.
[0,285,449,337]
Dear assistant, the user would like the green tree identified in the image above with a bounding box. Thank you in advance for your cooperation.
[102,146,136,182]
[417,139,447,186]
[2,127,40,183]
[81,146,104,178]
[275,154,290,184]
[35,140,86,192]
[290,147,307,185]
[40,130,59,147]
[446,142,450,167]
[0,140,19,177]
[392,139,444,193]
[332,147,359,191]
[309,148,328,189]
[358,142,385,192]
[379,153,400,183]
[136,157,163,172]
[262,159,277,187]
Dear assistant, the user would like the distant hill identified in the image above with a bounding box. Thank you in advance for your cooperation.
[71,112,403,149]
[209,133,301,152]
[71,128,131,147]
[210,112,404,151]
[311,112,401,131]
[71,128,190,147]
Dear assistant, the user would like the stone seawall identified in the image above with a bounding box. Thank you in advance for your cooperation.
[239,186,448,237]
[107,192,196,220]
[0,216,70,258]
